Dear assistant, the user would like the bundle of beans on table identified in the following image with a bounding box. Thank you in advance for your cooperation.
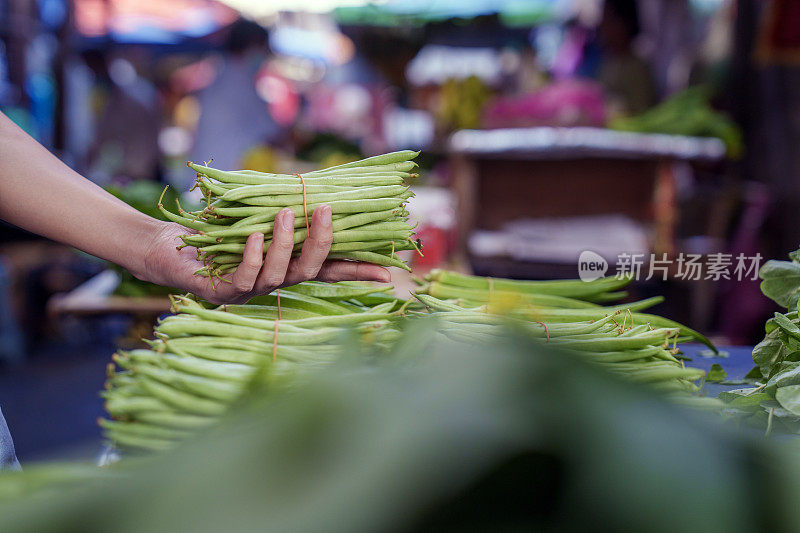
[416,269,714,347]
[413,270,717,401]
[101,282,404,451]
[100,273,718,452]
[158,150,422,281]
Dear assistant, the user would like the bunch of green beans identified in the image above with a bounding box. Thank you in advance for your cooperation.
[416,270,715,350]
[159,151,423,281]
[101,271,718,453]
[412,293,709,398]
[101,282,404,452]
[423,269,634,302]
[414,269,720,401]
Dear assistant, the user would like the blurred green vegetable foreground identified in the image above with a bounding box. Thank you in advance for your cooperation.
[3,323,800,532]
[99,273,715,453]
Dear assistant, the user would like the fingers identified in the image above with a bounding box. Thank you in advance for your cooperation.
[253,208,295,292]
[283,205,333,286]
[316,260,391,283]
[200,205,391,304]
[228,232,265,297]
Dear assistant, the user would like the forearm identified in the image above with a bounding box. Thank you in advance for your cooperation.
[0,112,390,303]
[0,112,164,277]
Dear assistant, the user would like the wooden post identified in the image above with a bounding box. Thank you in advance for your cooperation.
[450,153,478,260]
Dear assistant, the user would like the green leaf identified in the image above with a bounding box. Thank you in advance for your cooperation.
[705,363,727,383]
[775,385,800,416]
[718,391,772,410]
[773,312,800,337]
[765,362,800,394]
[753,328,790,375]
[766,311,799,333]
[783,354,800,372]
[744,366,764,380]
[759,260,800,309]
[784,335,800,353]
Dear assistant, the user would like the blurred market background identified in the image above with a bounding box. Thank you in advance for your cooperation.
[0,0,799,460]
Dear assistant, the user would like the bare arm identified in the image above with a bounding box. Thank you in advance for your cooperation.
[0,112,389,304]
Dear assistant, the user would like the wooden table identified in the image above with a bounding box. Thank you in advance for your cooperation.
[47,271,171,317]
[447,126,727,277]
[47,271,171,349]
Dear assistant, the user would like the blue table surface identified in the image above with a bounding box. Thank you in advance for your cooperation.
[680,344,756,397]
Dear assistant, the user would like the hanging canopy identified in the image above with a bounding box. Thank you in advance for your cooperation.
[213,0,560,26]
[74,0,239,45]
[333,0,561,27]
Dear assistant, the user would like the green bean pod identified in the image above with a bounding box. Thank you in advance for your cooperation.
[426,269,632,298]
[221,185,410,207]
[314,150,419,170]
[102,427,174,452]
[135,411,214,430]
[99,418,192,441]
[138,377,227,417]
[207,208,405,238]
[209,197,407,218]
[326,251,411,271]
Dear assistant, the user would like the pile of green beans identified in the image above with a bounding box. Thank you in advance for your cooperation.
[423,269,634,303]
[101,272,718,453]
[159,151,422,280]
[101,282,403,452]
[413,269,720,400]
[413,293,709,398]
[416,270,715,350]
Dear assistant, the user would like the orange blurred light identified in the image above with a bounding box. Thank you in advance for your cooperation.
[74,0,238,37]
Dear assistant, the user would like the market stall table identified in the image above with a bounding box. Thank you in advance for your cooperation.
[447,126,727,278]
[47,271,171,348]
[681,343,756,398]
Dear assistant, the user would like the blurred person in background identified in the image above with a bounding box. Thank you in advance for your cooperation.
[83,48,161,184]
[597,0,656,115]
[189,19,280,179]
[0,110,391,469]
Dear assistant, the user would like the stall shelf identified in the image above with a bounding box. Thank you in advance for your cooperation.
[447,126,727,279]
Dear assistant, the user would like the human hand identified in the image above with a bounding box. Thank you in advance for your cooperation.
[139,205,391,304]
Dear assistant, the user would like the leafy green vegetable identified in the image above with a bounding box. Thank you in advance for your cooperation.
[705,363,727,383]
[752,328,791,376]
[765,311,798,334]
[759,259,800,309]
[776,385,800,417]
[718,389,771,410]
[766,362,800,393]
[608,85,743,158]
[773,312,800,337]
[744,366,764,380]
[719,246,800,434]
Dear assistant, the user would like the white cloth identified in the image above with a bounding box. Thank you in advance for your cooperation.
[0,407,20,470]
